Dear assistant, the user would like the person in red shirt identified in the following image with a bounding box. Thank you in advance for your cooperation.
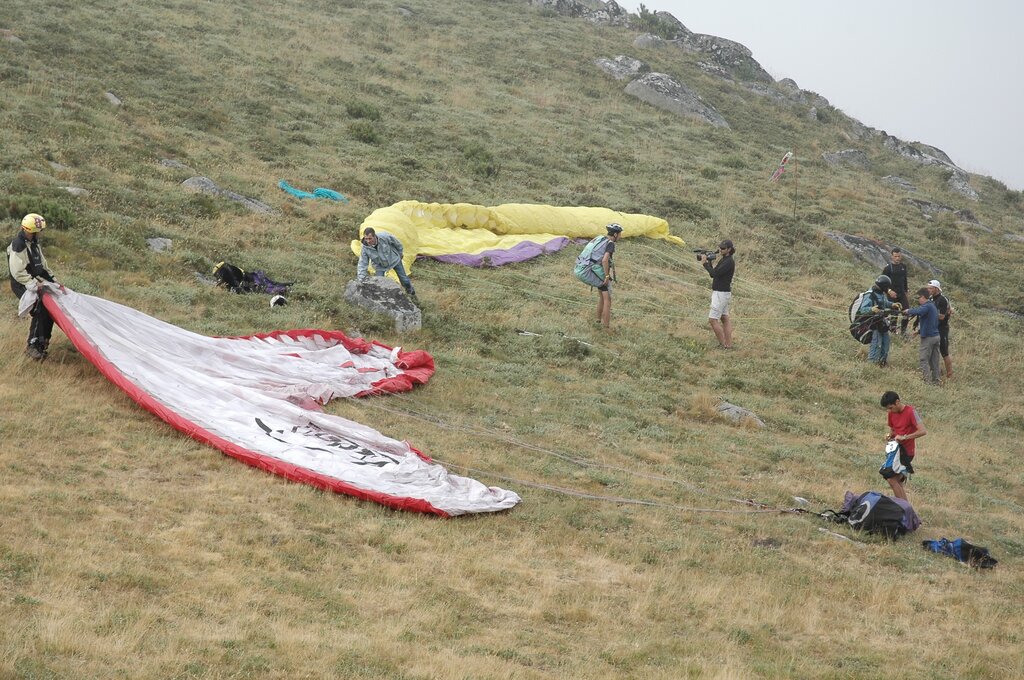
[880,391,927,499]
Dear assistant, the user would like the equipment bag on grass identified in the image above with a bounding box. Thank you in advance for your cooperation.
[574,236,609,287]
[821,490,921,540]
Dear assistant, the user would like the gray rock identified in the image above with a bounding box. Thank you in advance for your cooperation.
[194,272,217,287]
[633,33,666,49]
[1,29,24,44]
[717,401,766,428]
[844,117,875,142]
[181,176,276,215]
[807,107,818,122]
[777,78,800,94]
[60,186,89,197]
[594,55,646,81]
[1004,233,1024,243]
[914,143,954,165]
[947,169,979,201]
[146,237,173,252]
[822,149,869,168]
[344,277,422,333]
[159,158,190,170]
[529,0,628,25]
[741,82,790,104]
[528,0,591,18]
[797,90,830,109]
[396,5,413,17]
[652,11,690,38]
[104,91,122,107]
[902,198,978,224]
[47,161,71,172]
[588,0,629,25]
[624,73,729,128]
[671,32,772,82]
[823,231,943,275]
[695,61,733,81]
[882,175,917,192]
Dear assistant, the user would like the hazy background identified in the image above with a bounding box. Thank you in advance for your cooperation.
[620,1,1024,190]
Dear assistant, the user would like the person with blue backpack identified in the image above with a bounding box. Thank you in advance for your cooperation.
[574,223,623,329]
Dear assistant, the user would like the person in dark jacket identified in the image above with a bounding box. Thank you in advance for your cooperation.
[903,288,940,384]
[882,248,910,335]
[356,227,416,299]
[926,279,954,381]
[699,239,735,349]
[7,213,62,360]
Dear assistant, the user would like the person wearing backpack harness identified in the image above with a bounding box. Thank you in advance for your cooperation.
[700,240,735,349]
[357,227,416,300]
[858,274,901,366]
[882,248,911,336]
[880,391,926,500]
[926,279,953,381]
[574,223,622,329]
[901,287,940,384]
[8,213,65,361]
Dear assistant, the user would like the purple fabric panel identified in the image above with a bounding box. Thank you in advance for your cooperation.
[428,237,573,267]
[892,497,922,532]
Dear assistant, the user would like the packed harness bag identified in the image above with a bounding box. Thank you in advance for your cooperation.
[848,289,895,344]
[574,236,610,288]
[213,262,291,295]
[821,490,921,540]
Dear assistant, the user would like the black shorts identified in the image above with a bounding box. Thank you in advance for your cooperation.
[939,327,950,357]
[597,282,610,293]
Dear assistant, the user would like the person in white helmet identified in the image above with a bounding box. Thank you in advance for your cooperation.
[926,279,953,380]
[7,213,63,360]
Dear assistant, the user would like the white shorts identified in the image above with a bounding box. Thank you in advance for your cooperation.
[709,291,732,320]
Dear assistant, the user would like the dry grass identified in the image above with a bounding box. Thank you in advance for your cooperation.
[2,0,1023,677]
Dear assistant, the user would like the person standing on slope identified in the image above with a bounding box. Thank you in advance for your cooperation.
[699,239,736,349]
[8,213,64,361]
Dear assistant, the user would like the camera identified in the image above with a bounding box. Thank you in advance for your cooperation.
[693,248,718,263]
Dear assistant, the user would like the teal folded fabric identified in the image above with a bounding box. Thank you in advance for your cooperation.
[278,180,349,203]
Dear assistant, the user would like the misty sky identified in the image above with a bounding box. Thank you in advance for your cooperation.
[619,1,1024,190]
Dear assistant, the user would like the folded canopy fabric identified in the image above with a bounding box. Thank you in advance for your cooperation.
[40,286,521,516]
[351,201,683,271]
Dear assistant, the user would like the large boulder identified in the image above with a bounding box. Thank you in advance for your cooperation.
[671,32,773,82]
[823,232,942,275]
[343,277,422,333]
[717,401,765,428]
[594,55,646,81]
[181,176,276,214]
[881,175,917,192]
[902,198,979,224]
[822,149,870,169]
[632,33,667,49]
[624,73,729,128]
[947,169,979,201]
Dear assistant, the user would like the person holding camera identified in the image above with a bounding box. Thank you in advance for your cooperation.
[699,239,735,349]
[356,227,416,300]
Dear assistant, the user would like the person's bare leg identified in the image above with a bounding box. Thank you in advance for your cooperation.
[886,476,907,500]
[721,313,733,348]
[943,355,953,380]
[599,291,611,329]
[709,319,727,346]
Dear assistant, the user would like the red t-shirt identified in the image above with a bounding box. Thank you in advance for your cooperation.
[888,405,922,457]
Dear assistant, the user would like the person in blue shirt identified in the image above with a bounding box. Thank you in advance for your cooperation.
[903,288,940,384]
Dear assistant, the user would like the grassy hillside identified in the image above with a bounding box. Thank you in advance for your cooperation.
[2,0,1023,677]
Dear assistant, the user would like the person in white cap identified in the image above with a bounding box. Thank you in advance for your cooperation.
[926,279,953,380]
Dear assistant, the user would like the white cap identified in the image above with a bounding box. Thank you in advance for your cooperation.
[927,279,941,291]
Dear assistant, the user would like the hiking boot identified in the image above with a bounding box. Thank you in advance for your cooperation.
[25,344,46,361]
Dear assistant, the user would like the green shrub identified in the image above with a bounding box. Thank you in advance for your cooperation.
[700,167,720,180]
[633,4,682,39]
[662,198,712,222]
[721,156,746,169]
[1,195,78,230]
[461,141,500,179]
[345,101,381,120]
[349,121,380,144]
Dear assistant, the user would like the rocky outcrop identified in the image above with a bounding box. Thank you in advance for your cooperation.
[528,0,628,25]
[822,149,869,168]
[146,237,172,252]
[624,73,729,128]
[947,169,979,201]
[632,33,666,49]
[672,32,772,82]
[823,232,942,275]
[881,175,917,192]
[717,401,765,428]
[343,277,422,333]
[181,176,276,214]
[594,55,646,81]
[902,198,978,224]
